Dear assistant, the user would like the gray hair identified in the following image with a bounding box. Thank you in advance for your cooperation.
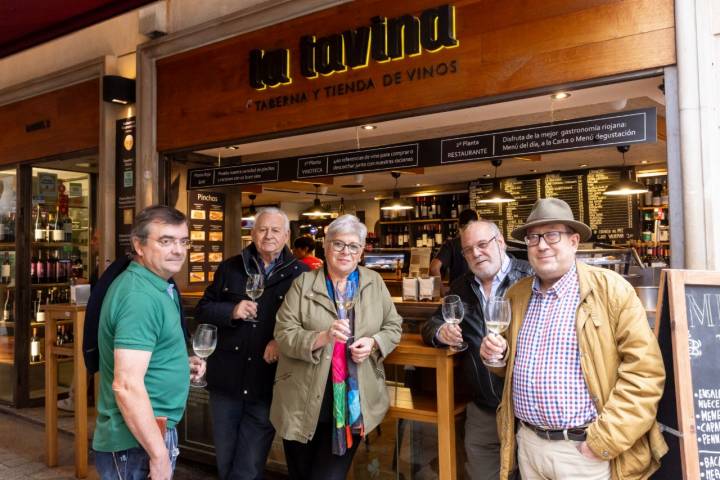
[130,205,188,245]
[461,219,501,237]
[325,214,367,244]
[253,207,290,231]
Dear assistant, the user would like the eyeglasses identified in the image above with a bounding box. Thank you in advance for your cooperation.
[329,240,363,255]
[524,231,573,247]
[148,237,192,249]
[461,235,498,256]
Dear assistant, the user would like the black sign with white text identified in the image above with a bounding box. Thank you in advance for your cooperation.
[115,117,136,256]
[298,144,419,179]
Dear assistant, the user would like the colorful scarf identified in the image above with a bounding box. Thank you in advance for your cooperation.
[325,269,364,455]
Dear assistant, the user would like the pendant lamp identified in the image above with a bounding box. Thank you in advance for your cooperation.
[380,172,413,211]
[241,194,257,221]
[302,185,332,217]
[478,159,515,204]
[603,146,648,196]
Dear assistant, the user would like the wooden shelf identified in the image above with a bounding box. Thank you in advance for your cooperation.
[31,242,74,247]
[0,243,15,249]
[386,385,466,423]
[379,218,458,225]
[639,205,669,211]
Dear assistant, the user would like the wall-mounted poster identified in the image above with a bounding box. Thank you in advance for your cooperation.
[116,117,136,256]
[187,191,225,285]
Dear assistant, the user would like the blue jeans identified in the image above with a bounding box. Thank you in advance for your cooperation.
[95,427,179,480]
[210,391,275,480]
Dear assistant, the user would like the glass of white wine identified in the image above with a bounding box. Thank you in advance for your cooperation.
[442,294,467,352]
[191,324,217,388]
[245,274,265,322]
[483,296,511,367]
[334,280,357,343]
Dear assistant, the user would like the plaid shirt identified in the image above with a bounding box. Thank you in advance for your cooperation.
[512,264,597,429]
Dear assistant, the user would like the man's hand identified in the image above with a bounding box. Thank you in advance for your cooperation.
[232,300,257,321]
[349,337,375,363]
[576,441,602,461]
[480,334,507,364]
[149,451,172,480]
[437,323,463,346]
[188,356,206,382]
[263,339,279,364]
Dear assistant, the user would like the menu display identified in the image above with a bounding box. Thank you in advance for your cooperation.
[468,180,505,234]
[544,173,586,230]
[503,177,542,239]
[586,169,635,241]
[188,191,225,285]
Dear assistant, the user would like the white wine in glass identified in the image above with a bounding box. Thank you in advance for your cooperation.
[442,294,467,352]
[191,324,217,388]
[484,296,511,367]
[245,274,264,322]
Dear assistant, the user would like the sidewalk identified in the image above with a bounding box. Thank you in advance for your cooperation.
[0,404,218,479]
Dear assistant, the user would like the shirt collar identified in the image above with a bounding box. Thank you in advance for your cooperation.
[473,253,511,298]
[531,263,577,298]
[127,261,172,293]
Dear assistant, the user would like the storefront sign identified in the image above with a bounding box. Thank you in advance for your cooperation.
[441,109,654,164]
[187,108,655,190]
[297,144,419,179]
[187,191,225,285]
[115,117,136,256]
[249,4,458,89]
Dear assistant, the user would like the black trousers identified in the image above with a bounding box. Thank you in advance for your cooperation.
[282,422,361,480]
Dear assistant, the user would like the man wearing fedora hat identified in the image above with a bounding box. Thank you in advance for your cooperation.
[480,198,667,480]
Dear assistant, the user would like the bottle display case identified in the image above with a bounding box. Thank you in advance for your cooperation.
[0,166,94,406]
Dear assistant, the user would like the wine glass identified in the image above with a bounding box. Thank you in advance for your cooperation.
[483,296,511,367]
[245,274,265,322]
[442,294,466,352]
[334,280,357,343]
[191,324,217,388]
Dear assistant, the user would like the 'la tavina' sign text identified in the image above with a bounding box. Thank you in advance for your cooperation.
[249,4,458,90]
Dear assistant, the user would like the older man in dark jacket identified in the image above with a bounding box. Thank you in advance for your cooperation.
[196,207,308,480]
[422,219,531,480]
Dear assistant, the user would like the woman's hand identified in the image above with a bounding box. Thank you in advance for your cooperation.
[312,319,352,350]
[349,337,376,363]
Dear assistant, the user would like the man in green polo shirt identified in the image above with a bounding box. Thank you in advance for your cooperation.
[93,205,203,480]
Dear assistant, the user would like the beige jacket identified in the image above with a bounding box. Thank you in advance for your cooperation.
[270,266,402,443]
[494,261,668,480]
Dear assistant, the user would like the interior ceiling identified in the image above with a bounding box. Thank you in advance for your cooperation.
[0,0,156,59]
[192,76,667,207]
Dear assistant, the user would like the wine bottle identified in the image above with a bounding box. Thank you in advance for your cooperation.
[1,253,10,285]
[36,251,46,284]
[2,290,11,322]
[34,205,45,242]
[56,325,64,346]
[52,207,64,242]
[63,212,73,242]
[6,213,14,243]
[30,328,41,362]
[47,251,57,283]
[434,224,443,245]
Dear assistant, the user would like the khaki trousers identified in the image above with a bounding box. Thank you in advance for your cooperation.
[516,423,610,480]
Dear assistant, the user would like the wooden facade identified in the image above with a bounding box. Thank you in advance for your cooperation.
[0,80,99,165]
[156,0,675,152]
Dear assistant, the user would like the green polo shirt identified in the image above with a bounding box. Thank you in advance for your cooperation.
[92,261,189,452]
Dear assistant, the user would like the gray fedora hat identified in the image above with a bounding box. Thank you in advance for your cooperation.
[510,198,592,242]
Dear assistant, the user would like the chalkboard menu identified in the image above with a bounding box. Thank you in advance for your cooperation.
[188,191,225,285]
[502,177,542,239]
[543,172,585,228]
[468,180,505,233]
[654,270,720,480]
[585,169,635,241]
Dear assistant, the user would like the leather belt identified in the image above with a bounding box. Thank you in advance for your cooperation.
[521,420,587,441]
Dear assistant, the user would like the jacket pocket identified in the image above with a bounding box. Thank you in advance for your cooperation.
[619,435,652,478]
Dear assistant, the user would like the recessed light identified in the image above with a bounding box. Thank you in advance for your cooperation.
[641,160,648,164]
[76,162,91,168]
[361,124,376,130]
[551,92,571,100]
[226,146,239,150]
[529,169,537,173]
[361,189,366,192]
[416,183,421,187]
[484,174,491,178]
[578,163,588,167]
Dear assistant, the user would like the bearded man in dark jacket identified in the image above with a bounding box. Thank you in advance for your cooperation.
[422,219,532,480]
[196,207,308,480]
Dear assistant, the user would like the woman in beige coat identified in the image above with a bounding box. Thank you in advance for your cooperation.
[270,214,402,479]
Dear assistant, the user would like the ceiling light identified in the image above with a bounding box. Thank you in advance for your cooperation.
[76,162,91,168]
[361,189,366,192]
[604,145,648,196]
[381,172,413,211]
[483,174,491,178]
[578,163,588,167]
[242,194,257,221]
[226,146,239,150]
[551,92,571,100]
[361,124,376,130]
[641,160,648,164]
[479,159,515,204]
[529,169,537,173]
[416,183,421,187]
[302,185,332,217]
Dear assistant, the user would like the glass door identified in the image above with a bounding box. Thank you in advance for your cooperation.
[0,169,16,403]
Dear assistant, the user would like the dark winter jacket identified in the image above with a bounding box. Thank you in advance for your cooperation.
[195,244,308,402]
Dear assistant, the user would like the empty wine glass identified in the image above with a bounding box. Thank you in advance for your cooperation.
[245,274,264,322]
[483,296,511,367]
[334,280,357,343]
[442,294,466,352]
[191,324,217,388]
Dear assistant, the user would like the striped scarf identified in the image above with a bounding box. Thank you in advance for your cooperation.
[325,269,364,455]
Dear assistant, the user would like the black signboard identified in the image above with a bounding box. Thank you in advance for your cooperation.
[187,108,657,190]
[503,177,542,239]
[441,108,655,164]
[298,143,419,179]
[187,191,225,285]
[115,117,136,256]
[586,169,635,241]
[543,172,585,226]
